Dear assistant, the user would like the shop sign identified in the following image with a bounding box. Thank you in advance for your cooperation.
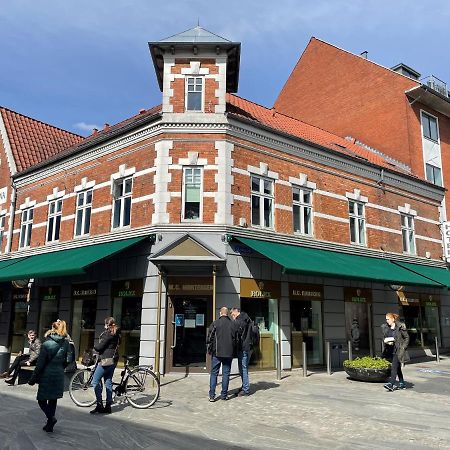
[39,286,60,302]
[240,278,281,299]
[0,187,7,205]
[289,283,323,301]
[168,277,213,295]
[397,290,420,306]
[112,279,143,298]
[72,283,97,299]
[420,294,440,308]
[12,288,28,301]
[344,287,372,304]
[443,221,450,261]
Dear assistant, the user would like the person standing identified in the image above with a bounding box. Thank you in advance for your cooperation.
[1,330,41,385]
[90,317,120,414]
[382,313,409,391]
[206,307,237,402]
[231,307,252,396]
[28,320,69,433]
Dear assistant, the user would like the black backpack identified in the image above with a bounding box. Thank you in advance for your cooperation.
[249,320,260,347]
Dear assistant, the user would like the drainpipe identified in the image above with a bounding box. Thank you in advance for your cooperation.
[154,267,163,379]
[6,182,17,254]
[212,265,217,320]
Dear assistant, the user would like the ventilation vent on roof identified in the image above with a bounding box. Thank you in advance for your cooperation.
[390,63,421,80]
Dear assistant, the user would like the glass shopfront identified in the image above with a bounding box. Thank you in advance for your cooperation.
[240,278,280,370]
[10,288,29,354]
[71,284,97,360]
[38,286,60,341]
[398,291,441,347]
[112,279,143,361]
[344,288,373,357]
[166,277,213,373]
[289,283,323,367]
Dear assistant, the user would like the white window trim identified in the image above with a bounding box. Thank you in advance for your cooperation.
[185,76,204,112]
[19,207,34,249]
[345,189,368,203]
[75,177,96,193]
[181,166,204,222]
[19,197,36,211]
[292,185,313,236]
[348,199,367,246]
[74,189,93,238]
[111,176,133,230]
[420,110,440,144]
[46,187,65,202]
[46,199,63,243]
[110,165,136,192]
[398,203,417,217]
[250,174,275,229]
[400,213,416,255]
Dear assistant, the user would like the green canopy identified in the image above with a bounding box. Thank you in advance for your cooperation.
[0,237,148,281]
[392,261,450,287]
[235,237,442,287]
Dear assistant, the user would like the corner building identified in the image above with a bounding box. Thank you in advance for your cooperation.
[0,27,449,375]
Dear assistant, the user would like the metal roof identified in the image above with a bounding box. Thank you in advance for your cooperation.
[158,26,232,44]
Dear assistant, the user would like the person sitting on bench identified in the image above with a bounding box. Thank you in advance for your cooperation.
[1,330,41,385]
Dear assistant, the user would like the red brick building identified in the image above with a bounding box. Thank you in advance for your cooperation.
[0,27,449,375]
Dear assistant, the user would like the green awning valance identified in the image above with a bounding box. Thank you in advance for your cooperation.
[0,237,147,281]
[235,237,442,287]
[392,262,450,287]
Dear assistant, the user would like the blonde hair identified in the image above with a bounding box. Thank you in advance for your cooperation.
[386,313,399,321]
[45,320,68,337]
[105,316,118,335]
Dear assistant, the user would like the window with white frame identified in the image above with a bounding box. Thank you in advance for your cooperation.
[292,186,312,235]
[112,177,132,229]
[401,214,415,254]
[425,163,442,186]
[75,189,93,236]
[421,112,439,142]
[348,200,366,245]
[0,214,5,252]
[47,199,63,242]
[186,77,203,111]
[19,208,33,248]
[251,175,274,228]
[182,167,202,220]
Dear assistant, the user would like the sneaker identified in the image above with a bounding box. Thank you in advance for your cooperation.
[220,396,229,401]
[398,382,406,390]
[237,391,249,397]
[43,417,57,433]
[4,378,15,385]
[383,383,395,392]
[208,397,215,402]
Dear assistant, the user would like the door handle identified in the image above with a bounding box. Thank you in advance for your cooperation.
[171,320,177,349]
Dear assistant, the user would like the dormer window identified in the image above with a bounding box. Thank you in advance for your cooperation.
[186,77,203,111]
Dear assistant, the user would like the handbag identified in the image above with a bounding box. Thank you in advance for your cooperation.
[100,337,119,367]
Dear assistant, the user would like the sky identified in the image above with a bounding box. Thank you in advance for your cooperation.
[1,0,450,136]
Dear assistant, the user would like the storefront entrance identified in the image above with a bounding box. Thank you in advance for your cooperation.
[38,286,60,341]
[71,284,97,360]
[10,288,28,354]
[344,288,373,357]
[165,277,213,373]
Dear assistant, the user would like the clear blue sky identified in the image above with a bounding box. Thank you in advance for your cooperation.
[1,0,450,136]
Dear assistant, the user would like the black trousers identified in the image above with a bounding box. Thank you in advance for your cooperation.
[38,400,57,420]
[390,354,404,384]
[8,354,30,381]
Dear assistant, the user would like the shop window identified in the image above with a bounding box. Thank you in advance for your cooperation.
[47,199,63,242]
[251,175,274,229]
[75,189,93,236]
[38,287,60,340]
[401,213,415,254]
[19,207,33,248]
[0,214,5,252]
[182,167,202,221]
[112,177,132,229]
[10,290,28,354]
[186,77,203,111]
[292,186,312,235]
[421,112,439,142]
[425,163,442,187]
[348,200,366,245]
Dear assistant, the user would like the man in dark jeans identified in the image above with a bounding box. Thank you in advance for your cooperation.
[206,307,237,402]
[1,330,41,385]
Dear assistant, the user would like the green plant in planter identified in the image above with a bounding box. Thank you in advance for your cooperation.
[343,356,391,370]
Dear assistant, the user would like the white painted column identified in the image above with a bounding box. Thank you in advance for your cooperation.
[152,140,173,224]
[214,140,234,225]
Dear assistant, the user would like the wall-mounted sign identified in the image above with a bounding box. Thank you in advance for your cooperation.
[12,288,28,301]
[397,290,420,306]
[168,277,213,295]
[240,278,281,299]
[112,279,143,298]
[443,221,450,261]
[420,293,440,308]
[72,283,97,299]
[39,286,60,302]
[344,287,372,304]
[289,283,323,301]
[0,187,7,205]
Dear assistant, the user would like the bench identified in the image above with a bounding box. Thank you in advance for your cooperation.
[18,365,35,385]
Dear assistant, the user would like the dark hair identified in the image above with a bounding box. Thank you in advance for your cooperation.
[231,307,241,312]
[105,316,118,335]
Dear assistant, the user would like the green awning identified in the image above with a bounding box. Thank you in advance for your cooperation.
[0,257,27,271]
[392,262,450,287]
[235,237,442,287]
[0,237,147,281]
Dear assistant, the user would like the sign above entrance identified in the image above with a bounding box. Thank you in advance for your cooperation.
[344,287,372,304]
[72,283,97,299]
[112,279,143,298]
[168,277,213,295]
[397,290,420,306]
[12,288,28,301]
[420,293,440,307]
[39,286,60,302]
[240,278,281,299]
[289,283,323,301]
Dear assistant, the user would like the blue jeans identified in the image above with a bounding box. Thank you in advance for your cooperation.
[237,350,250,394]
[92,363,116,404]
[209,356,232,399]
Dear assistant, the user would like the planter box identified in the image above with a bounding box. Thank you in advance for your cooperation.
[344,366,390,382]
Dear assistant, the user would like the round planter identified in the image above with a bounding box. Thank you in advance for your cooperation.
[344,366,390,382]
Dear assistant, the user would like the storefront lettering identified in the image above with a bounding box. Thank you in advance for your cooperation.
[73,289,97,297]
[351,296,366,304]
[250,290,271,298]
[118,290,137,297]
[292,290,321,298]
[169,284,213,292]
[42,295,57,301]
[13,293,28,300]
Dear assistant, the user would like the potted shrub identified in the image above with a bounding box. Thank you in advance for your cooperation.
[343,356,391,382]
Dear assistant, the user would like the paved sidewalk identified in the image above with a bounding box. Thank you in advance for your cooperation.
[1,357,450,449]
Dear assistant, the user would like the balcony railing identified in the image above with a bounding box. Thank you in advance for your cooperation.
[422,75,448,97]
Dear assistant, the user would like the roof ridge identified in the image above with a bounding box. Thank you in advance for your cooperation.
[0,106,83,139]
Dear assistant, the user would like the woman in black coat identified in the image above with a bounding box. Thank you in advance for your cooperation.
[90,317,120,414]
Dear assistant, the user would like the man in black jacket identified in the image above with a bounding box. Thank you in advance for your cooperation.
[231,307,252,396]
[206,307,237,401]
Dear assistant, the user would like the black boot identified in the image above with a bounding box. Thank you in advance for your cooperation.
[90,402,105,414]
[43,417,57,432]
[102,402,112,414]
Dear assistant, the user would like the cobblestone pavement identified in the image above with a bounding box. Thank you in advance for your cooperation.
[1,357,450,449]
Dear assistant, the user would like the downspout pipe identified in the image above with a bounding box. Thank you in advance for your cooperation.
[6,181,17,254]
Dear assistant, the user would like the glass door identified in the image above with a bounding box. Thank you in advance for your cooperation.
[11,300,28,354]
[72,298,96,359]
[345,302,372,357]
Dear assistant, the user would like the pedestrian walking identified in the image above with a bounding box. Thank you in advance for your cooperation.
[28,320,70,433]
[231,307,253,396]
[1,330,41,385]
[382,312,409,391]
[90,317,120,414]
[206,306,237,402]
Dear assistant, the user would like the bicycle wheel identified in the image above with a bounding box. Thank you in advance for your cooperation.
[69,368,97,407]
[125,367,160,409]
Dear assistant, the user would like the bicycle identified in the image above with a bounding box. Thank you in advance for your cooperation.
[69,355,160,409]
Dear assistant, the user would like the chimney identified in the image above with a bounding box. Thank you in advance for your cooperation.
[139,108,147,114]
[92,128,98,135]
[103,123,110,130]
[360,51,368,59]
